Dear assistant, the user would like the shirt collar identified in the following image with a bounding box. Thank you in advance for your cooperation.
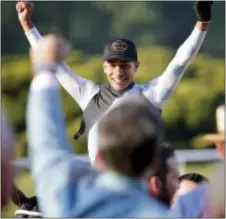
[95,171,148,193]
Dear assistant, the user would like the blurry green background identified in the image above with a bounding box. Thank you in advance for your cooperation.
[1,1,225,217]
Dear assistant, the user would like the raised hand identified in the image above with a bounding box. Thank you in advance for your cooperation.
[29,34,71,73]
[194,1,213,22]
[16,1,34,32]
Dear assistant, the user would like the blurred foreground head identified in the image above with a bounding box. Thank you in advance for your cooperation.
[145,143,180,207]
[178,173,208,192]
[1,107,15,208]
[204,105,225,159]
[172,173,209,205]
[96,96,164,177]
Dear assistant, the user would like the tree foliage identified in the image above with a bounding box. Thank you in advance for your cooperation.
[1,1,225,57]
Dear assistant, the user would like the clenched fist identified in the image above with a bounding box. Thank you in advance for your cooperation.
[16,1,34,32]
[194,1,213,22]
[30,34,71,72]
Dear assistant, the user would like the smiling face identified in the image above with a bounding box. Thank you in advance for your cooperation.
[103,59,139,91]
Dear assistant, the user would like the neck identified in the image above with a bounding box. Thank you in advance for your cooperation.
[108,82,134,96]
[95,159,118,173]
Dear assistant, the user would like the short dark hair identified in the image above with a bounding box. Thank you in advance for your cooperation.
[150,142,175,181]
[178,173,209,184]
[98,96,164,177]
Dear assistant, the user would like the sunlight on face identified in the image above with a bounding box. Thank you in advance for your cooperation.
[103,59,139,91]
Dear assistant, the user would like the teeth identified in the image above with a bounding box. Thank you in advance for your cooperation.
[115,80,125,84]
[114,78,127,82]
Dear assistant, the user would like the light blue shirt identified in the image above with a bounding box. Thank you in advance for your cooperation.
[26,74,171,217]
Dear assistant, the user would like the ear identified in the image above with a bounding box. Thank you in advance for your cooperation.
[148,176,162,197]
[133,61,139,74]
[103,62,108,74]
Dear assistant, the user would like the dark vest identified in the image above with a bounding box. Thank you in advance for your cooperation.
[74,83,161,140]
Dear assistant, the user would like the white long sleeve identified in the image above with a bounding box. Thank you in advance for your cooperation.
[26,27,99,110]
[142,27,207,109]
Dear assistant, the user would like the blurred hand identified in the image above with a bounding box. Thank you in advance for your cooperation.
[194,1,213,22]
[16,1,34,24]
[29,34,71,66]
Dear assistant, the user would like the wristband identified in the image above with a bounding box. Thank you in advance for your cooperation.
[33,63,58,74]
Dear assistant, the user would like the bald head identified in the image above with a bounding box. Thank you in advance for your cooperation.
[1,108,15,208]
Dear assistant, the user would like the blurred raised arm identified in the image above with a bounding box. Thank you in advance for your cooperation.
[27,34,91,217]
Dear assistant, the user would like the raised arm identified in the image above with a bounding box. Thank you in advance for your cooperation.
[16,1,99,110]
[142,1,213,109]
[27,35,91,217]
